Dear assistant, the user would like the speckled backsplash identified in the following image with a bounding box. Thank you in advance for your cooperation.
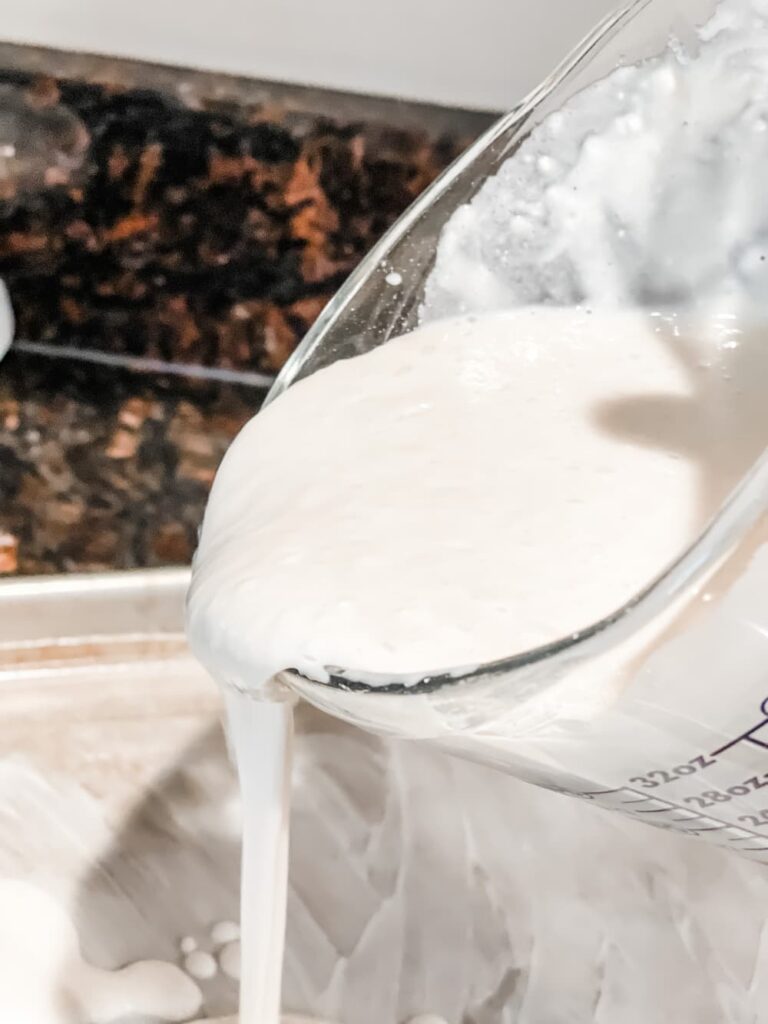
[0,46,492,575]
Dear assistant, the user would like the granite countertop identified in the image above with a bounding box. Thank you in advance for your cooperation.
[0,46,492,575]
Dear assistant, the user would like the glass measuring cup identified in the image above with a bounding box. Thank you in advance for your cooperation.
[264,0,768,864]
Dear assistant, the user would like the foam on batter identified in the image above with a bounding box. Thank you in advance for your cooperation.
[424,0,768,319]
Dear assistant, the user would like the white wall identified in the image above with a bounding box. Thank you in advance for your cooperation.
[1,0,616,111]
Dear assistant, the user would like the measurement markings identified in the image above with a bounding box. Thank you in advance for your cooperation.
[563,702,768,859]
[577,785,768,850]
[711,697,768,757]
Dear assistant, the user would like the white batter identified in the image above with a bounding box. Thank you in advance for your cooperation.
[188,307,758,687]
[225,692,293,1024]
[185,3,768,1023]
